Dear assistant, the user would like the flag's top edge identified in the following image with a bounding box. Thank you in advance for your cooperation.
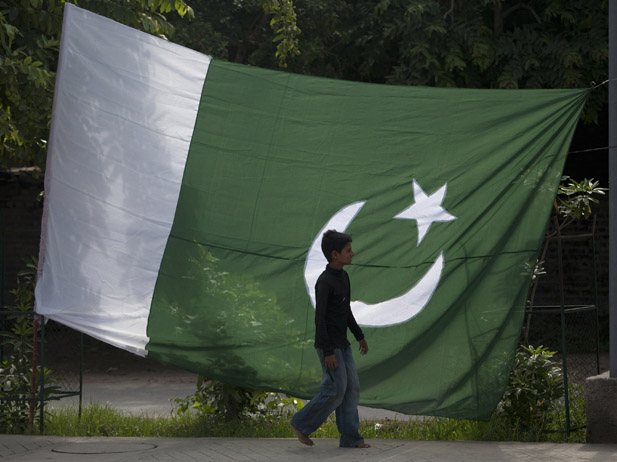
[210,58,591,103]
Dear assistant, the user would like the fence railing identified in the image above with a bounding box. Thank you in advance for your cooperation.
[0,311,83,433]
[525,213,601,436]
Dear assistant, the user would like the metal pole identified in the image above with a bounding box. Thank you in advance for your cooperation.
[28,316,39,433]
[610,0,617,378]
[556,216,571,436]
[39,316,45,434]
[79,331,83,420]
[593,220,601,375]
[0,209,5,311]
[0,210,5,364]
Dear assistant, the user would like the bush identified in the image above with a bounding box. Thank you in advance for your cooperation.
[0,257,58,433]
[173,377,303,421]
[496,345,563,431]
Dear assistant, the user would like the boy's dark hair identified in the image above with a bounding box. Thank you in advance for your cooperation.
[321,230,352,263]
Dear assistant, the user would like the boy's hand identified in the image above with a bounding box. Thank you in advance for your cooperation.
[325,354,338,370]
[359,339,369,355]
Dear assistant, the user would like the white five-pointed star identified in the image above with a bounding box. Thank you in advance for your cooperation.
[394,179,457,246]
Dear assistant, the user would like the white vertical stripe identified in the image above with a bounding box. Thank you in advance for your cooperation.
[35,4,211,356]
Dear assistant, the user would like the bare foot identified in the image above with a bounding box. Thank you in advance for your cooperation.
[356,443,371,448]
[291,424,314,446]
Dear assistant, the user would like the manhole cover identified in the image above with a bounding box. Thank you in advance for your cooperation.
[52,442,157,454]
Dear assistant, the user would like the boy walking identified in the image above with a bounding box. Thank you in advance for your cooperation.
[291,230,370,448]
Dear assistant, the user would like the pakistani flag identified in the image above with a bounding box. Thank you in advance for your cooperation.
[35,4,589,420]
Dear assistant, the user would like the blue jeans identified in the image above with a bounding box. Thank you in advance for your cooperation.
[290,346,364,447]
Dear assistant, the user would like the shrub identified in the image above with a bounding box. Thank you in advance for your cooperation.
[173,377,303,421]
[496,345,563,431]
[0,257,58,433]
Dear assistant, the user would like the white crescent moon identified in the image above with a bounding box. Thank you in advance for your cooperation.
[304,201,444,327]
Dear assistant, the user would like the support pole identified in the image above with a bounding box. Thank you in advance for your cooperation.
[39,317,45,434]
[610,0,617,378]
[28,316,39,432]
[580,6,617,443]
[556,216,571,436]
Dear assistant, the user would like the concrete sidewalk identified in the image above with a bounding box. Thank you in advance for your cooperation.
[1,435,617,461]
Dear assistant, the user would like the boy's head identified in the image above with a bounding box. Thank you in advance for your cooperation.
[321,230,352,263]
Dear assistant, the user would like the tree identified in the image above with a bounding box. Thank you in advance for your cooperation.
[0,0,61,171]
[369,1,607,123]
[0,0,193,172]
[167,0,369,79]
[2,0,608,172]
[166,0,300,69]
[170,1,606,122]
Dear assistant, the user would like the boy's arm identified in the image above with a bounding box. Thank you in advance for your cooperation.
[315,280,335,358]
[344,271,364,342]
[345,272,368,355]
[347,311,364,342]
[348,313,368,355]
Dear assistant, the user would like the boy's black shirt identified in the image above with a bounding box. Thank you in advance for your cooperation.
[314,265,364,356]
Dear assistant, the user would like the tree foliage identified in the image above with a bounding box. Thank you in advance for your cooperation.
[0,0,61,171]
[166,0,300,69]
[0,257,59,434]
[170,1,606,120]
[556,176,607,221]
[0,0,193,171]
[1,0,609,171]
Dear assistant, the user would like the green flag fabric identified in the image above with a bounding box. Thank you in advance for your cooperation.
[36,4,589,420]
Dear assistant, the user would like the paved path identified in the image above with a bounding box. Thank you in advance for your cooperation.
[1,435,617,461]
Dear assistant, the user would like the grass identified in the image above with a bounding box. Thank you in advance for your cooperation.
[43,404,297,438]
[39,402,586,443]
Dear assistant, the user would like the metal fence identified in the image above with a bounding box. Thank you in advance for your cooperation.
[0,311,82,433]
[526,305,599,434]
[524,214,600,436]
